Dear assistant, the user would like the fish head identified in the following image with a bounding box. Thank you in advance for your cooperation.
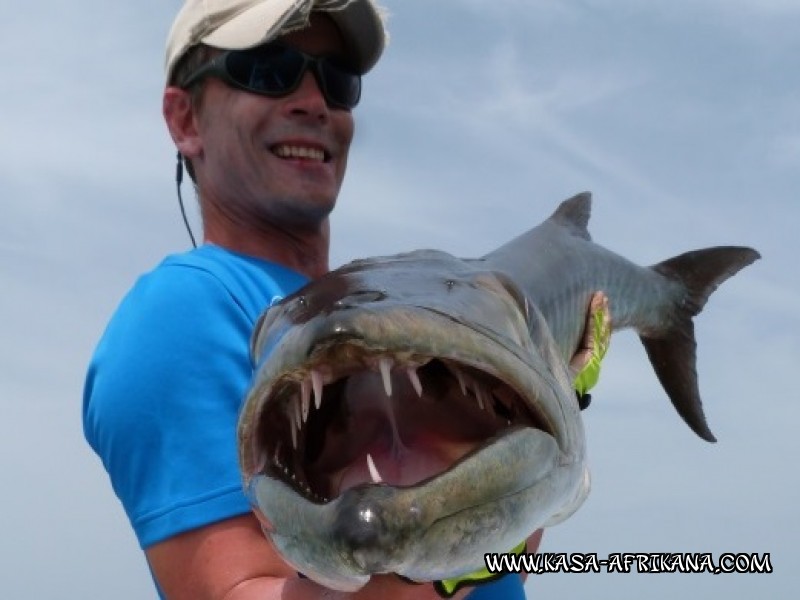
[238,249,589,590]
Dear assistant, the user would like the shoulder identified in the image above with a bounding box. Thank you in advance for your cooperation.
[85,245,309,407]
[139,244,308,322]
[82,245,310,453]
[92,245,308,353]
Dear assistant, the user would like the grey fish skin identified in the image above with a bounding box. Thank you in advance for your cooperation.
[238,192,759,591]
[486,194,760,441]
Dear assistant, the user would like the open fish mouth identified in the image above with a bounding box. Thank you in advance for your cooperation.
[238,301,583,589]
[249,340,554,505]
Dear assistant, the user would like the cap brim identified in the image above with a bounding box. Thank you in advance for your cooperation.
[201,0,385,74]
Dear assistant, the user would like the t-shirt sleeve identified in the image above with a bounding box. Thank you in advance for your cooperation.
[83,264,258,548]
[465,574,526,599]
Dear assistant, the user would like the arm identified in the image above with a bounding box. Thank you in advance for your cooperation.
[146,514,294,600]
[147,513,474,600]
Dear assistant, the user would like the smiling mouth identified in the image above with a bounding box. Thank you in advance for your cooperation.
[271,144,330,162]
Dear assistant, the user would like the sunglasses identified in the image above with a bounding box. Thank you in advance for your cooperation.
[181,43,362,110]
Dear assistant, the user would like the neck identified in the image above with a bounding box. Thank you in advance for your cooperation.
[203,216,331,280]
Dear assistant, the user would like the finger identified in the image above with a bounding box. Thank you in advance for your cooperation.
[569,291,607,377]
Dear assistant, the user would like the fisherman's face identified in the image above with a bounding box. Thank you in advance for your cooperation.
[193,14,354,230]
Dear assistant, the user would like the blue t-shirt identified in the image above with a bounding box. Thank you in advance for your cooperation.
[83,245,308,547]
[467,574,525,599]
[83,243,524,597]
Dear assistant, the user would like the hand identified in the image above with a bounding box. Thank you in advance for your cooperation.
[569,292,611,397]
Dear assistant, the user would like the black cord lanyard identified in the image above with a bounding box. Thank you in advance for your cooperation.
[176,152,198,248]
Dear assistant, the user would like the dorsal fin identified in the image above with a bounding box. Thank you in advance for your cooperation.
[549,192,592,241]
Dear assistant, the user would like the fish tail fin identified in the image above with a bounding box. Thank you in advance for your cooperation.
[641,246,761,442]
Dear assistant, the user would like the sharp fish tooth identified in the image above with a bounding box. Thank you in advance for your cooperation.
[379,358,393,396]
[293,394,302,427]
[300,379,311,423]
[453,366,467,396]
[407,367,423,398]
[474,384,486,410]
[311,369,324,409]
[254,451,267,474]
[366,453,383,483]
[288,409,298,450]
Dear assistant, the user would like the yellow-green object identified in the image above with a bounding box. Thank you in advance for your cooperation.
[573,301,610,396]
[434,540,527,597]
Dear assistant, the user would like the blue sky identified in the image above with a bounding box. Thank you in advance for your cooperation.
[1,1,797,597]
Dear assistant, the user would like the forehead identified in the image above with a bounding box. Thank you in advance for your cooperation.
[278,13,346,58]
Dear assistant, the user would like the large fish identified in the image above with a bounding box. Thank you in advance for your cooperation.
[238,193,759,590]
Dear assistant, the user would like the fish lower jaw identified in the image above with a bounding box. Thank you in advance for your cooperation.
[248,427,572,590]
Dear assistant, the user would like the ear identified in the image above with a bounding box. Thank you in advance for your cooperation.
[163,86,203,161]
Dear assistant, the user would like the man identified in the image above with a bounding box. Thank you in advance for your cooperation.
[84,1,607,598]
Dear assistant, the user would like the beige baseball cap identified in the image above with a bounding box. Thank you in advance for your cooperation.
[165,0,388,83]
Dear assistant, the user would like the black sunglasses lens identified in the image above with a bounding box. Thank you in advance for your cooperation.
[226,46,306,94]
[318,61,361,109]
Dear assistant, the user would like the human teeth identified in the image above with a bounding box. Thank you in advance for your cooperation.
[407,367,423,397]
[379,358,393,397]
[274,145,325,161]
[311,369,324,409]
[366,453,383,483]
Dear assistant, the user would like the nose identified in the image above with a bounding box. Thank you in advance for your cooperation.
[285,71,330,122]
